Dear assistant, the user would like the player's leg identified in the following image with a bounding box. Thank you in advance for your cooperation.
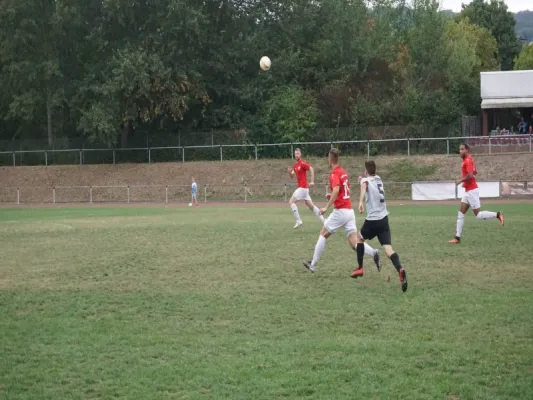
[347,230,381,272]
[471,193,505,225]
[349,217,378,278]
[302,210,341,272]
[289,190,303,228]
[376,218,407,292]
[304,198,325,223]
[449,200,470,244]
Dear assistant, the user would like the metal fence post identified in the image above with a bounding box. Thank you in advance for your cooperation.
[53,187,56,204]
[165,185,168,203]
[12,152,15,166]
[446,138,450,155]
[530,134,532,153]
[244,183,247,202]
[45,151,48,166]
[284,184,287,202]
[17,188,20,204]
[255,145,258,160]
[407,138,410,156]
[148,148,151,164]
[89,186,92,203]
[220,146,223,162]
[367,141,370,159]
[182,147,185,163]
[79,150,82,165]
[113,149,116,164]
[204,185,207,203]
[489,137,492,155]
[290,144,294,159]
[127,186,130,203]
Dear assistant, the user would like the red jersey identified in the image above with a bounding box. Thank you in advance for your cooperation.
[293,159,311,188]
[461,154,478,192]
[329,166,352,209]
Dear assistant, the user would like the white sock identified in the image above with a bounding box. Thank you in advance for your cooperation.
[364,242,376,256]
[476,211,497,220]
[311,235,327,269]
[456,211,465,238]
[313,206,325,223]
[291,203,301,222]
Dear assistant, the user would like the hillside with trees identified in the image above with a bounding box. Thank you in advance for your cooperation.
[0,0,525,151]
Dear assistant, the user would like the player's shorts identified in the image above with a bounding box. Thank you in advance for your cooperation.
[324,208,357,237]
[360,216,391,245]
[192,192,197,199]
[461,188,481,209]
[292,187,312,201]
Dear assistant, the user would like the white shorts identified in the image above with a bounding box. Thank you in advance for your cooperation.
[292,187,312,201]
[192,193,197,199]
[324,208,357,237]
[461,188,481,209]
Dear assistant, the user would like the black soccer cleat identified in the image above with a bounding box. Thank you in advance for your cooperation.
[302,260,315,273]
[399,268,408,292]
[373,250,382,272]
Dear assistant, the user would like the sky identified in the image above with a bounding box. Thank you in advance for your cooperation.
[440,0,532,13]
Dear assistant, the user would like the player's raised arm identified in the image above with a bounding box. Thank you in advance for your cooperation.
[287,167,294,179]
[309,165,315,187]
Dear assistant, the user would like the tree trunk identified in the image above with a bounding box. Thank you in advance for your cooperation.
[46,93,54,147]
[120,121,129,148]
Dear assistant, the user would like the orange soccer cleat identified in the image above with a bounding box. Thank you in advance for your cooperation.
[497,212,505,226]
[448,237,460,244]
[351,267,364,279]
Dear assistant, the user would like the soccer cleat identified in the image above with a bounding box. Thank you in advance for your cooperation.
[351,267,364,279]
[448,237,460,244]
[399,268,408,292]
[497,212,505,226]
[293,220,303,229]
[302,260,315,273]
[373,250,382,272]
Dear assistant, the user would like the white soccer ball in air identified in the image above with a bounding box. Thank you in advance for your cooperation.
[259,56,271,71]
[188,203,192,207]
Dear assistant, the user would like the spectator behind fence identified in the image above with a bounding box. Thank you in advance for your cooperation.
[518,117,528,134]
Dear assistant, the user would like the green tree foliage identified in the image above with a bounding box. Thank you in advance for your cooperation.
[514,44,533,70]
[458,0,521,71]
[0,0,514,149]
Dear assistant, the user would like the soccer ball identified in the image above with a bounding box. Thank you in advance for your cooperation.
[259,56,271,71]
[188,203,192,207]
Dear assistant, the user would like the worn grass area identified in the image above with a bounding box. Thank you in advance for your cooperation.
[1,204,533,399]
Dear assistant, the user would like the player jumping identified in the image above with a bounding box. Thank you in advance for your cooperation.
[302,148,381,274]
[448,143,504,244]
[288,148,324,228]
[191,177,199,206]
[355,160,407,292]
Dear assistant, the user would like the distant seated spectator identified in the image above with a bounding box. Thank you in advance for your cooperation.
[518,117,528,134]
[500,127,510,135]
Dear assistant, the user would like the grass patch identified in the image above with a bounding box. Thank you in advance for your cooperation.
[1,204,533,399]
[383,159,439,182]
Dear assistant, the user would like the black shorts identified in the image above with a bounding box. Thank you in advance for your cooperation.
[360,216,391,245]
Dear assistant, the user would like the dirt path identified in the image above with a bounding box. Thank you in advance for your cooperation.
[1,199,532,209]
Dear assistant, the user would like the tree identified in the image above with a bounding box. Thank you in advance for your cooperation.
[458,0,521,71]
[514,44,533,70]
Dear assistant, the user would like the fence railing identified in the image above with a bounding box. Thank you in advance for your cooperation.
[0,135,531,167]
[0,181,530,204]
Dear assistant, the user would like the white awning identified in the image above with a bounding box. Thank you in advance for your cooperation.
[481,97,533,109]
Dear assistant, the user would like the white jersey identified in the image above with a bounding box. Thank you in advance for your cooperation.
[361,175,389,220]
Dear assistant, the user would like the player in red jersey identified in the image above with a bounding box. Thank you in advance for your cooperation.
[448,143,505,244]
[288,148,325,228]
[302,148,380,273]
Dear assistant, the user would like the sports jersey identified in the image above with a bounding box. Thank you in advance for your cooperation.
[329,166,352,209]
[361,175,389,220]
[191,182,197,193]
[293,159,310,188]
[461,154,478,192]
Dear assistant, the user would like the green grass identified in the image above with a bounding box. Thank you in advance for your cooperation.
[1,204,533,399]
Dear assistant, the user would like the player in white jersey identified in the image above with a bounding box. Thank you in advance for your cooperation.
[191,177,199,206]
[355,160,408,292]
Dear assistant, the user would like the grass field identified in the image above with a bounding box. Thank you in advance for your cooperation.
[1,203,533,399]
